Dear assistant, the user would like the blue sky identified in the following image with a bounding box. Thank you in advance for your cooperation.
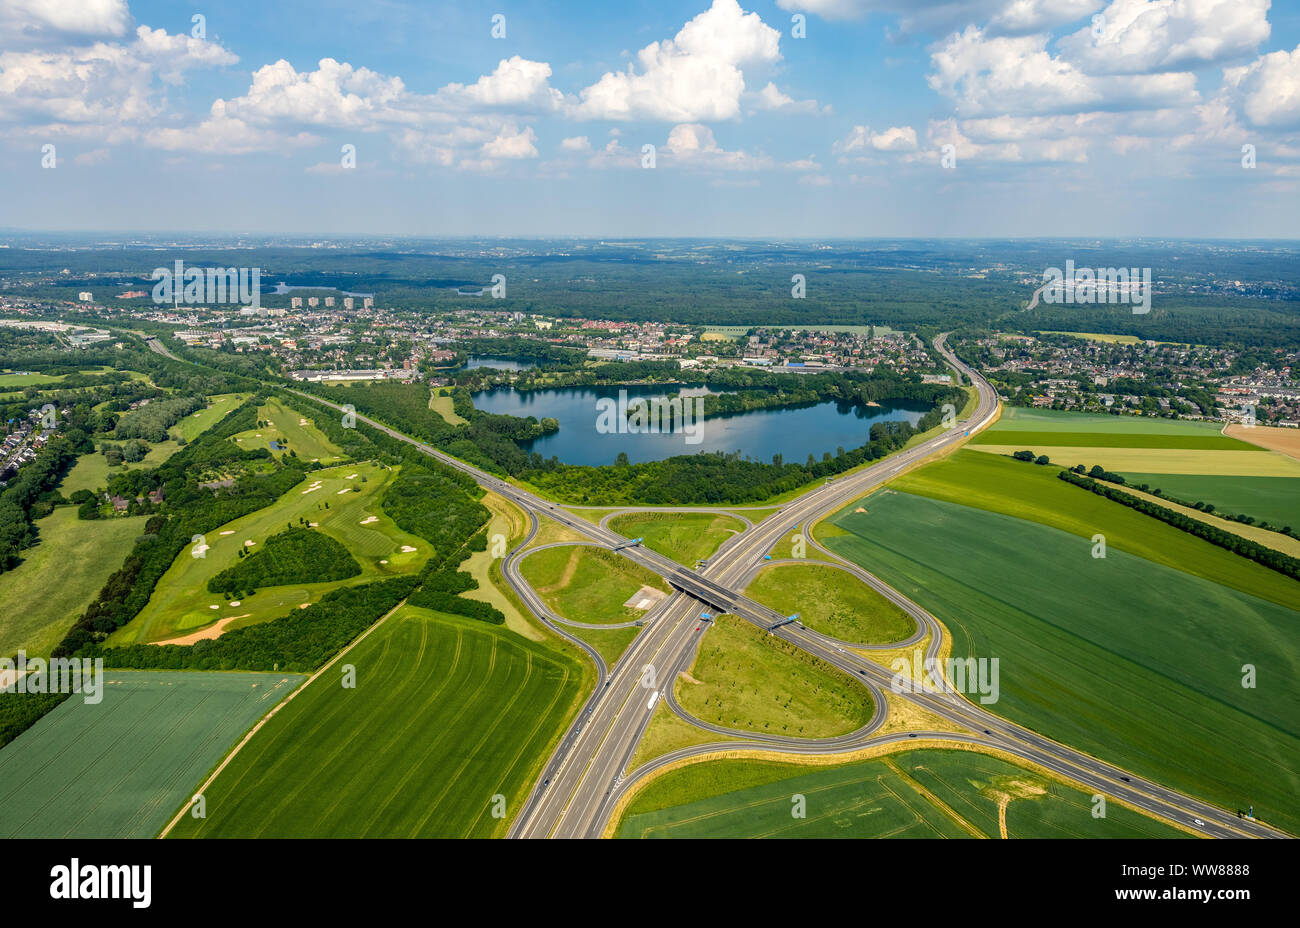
[2,0,1299,237]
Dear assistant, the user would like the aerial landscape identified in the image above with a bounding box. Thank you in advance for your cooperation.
[0,0,1295,910]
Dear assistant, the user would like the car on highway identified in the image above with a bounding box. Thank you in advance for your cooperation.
[1193,818,1205,827]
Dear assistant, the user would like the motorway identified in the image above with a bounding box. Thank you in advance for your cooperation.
[293,335,1288,841]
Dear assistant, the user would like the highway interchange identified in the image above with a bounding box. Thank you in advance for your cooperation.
[295,334,1287,841]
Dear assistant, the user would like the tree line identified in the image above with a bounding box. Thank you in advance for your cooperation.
[1057,469,1300,581]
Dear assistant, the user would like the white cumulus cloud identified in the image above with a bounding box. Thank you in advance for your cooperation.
[571,0,781,122]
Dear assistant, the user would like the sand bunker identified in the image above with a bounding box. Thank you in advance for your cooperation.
[219,530,235,536]
[360,515,378,525]
[156,615,249,646]
[400,545,417,553]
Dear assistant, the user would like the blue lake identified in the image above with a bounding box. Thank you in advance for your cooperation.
[471,384,929,466]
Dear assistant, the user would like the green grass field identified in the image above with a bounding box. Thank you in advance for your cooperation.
[167,605,588,838]
[674,613,875,738]
[0,371,66,388]
[616,749,1186,838]
[0,508,148,658]
[1036,331,1144,344]
[606,511,745,566]
[988,408,1226,434]
[1117,472,1300,529]
[824,488,1300,835]
[108,462,428,645]
[519,545,669,625]
[971,445,1300,476]
[564,624,641,665]
[971,430,1254,450]
[0,670,303,838]
[59,440,184,495]
[745,562,914,643]
[229,397,344,464]
[59,452,112,495]
[429,388,467,426]
[888,450,1300,610]
[172,393,248,442]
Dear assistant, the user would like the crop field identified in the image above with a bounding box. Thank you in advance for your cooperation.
[674,613,875,739]
[1105,484,1300,557]
[985,408,1227,435]
[519,544,669,625]
[108,462,428,645]
[970,444,1300,476]
[1115,472,1300,529]
[615,750,1186,838]
[0,508,148,658]
[823,488,1300,836]
[606,511,745,566]
[1226,423,1300,459]
[0,671,303,838]
[970,430,1253,449]
[229,397,344,463]
[172,393,248,442]
[888,450,1300,608]
[745,562,914,644]
[972,408,1300,475]
[167,605,588,838]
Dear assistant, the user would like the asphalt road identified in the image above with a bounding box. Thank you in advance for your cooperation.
[292,336,1288,841]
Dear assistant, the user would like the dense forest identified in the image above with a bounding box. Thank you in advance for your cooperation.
[8,239,1298,348]
[207,527,361,595]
